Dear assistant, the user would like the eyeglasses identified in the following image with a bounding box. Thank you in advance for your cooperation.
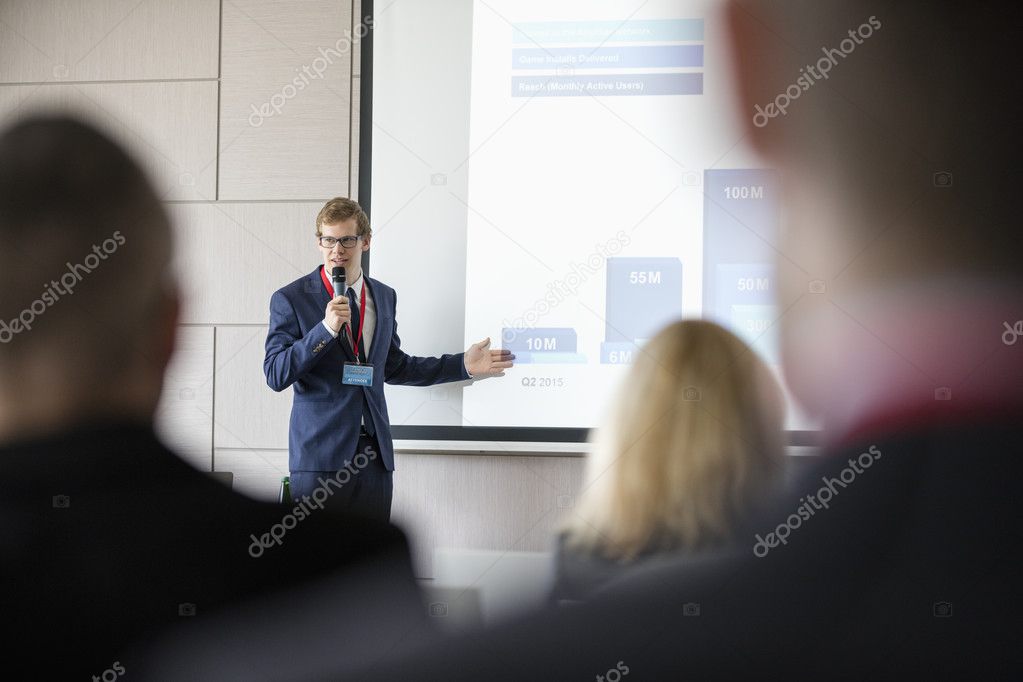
[318,235,361,249]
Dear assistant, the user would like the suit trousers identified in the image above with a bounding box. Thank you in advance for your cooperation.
[290,433,392,522]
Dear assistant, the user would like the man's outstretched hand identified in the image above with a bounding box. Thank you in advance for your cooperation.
[464,337,515,378]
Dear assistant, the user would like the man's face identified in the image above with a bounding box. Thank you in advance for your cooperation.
[318,217,371,284]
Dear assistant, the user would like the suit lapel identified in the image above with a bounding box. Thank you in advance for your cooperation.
[308,266,330,305]
[366,277,387,365]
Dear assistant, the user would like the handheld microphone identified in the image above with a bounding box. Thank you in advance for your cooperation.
[331,266,346,298]
[331,266,352,341]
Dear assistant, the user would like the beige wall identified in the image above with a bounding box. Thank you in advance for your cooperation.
[1,0,586,579]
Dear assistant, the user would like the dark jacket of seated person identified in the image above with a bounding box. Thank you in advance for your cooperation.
[551,320,785,603]
[0,420,420,679]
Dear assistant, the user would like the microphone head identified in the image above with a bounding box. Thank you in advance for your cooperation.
[331,266,345,282]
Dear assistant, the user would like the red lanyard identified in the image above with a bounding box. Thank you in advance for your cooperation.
[320,267,367,358]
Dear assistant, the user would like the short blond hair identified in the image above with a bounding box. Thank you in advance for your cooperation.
[315,197,371,237]
[563,320,785,560]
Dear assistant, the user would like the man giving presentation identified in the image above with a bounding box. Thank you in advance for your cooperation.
[264,198,513,520]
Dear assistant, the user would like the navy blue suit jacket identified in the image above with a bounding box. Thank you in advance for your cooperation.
[264,267,470,472]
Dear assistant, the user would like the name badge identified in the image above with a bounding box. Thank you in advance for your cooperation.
[342,362,373,386]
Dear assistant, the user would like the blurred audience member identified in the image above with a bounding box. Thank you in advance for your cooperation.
[0,116,425,679]
[553,320,784,602]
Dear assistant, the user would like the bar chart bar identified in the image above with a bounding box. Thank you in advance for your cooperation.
[601,257,682,364]
[702,169,780,362]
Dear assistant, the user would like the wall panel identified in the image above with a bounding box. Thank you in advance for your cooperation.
[0,81,218,200]
[0,0,219,83]
[214,325,292,450]
[156,326,215,471]
[393,453,585,578]
[219,0,353,199]
[169,202,324,324]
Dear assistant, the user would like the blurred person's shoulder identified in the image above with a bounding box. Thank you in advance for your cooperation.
[0,418,410,575]
[550,531,625,602]
[552,530,715,604]
[0,419,414,677]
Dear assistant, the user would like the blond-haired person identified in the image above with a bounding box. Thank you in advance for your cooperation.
[552,320,785,601]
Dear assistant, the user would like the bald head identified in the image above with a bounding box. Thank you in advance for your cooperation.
[725,1,1023,422]
[0,116,178,435]
[727,0,1021,283]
